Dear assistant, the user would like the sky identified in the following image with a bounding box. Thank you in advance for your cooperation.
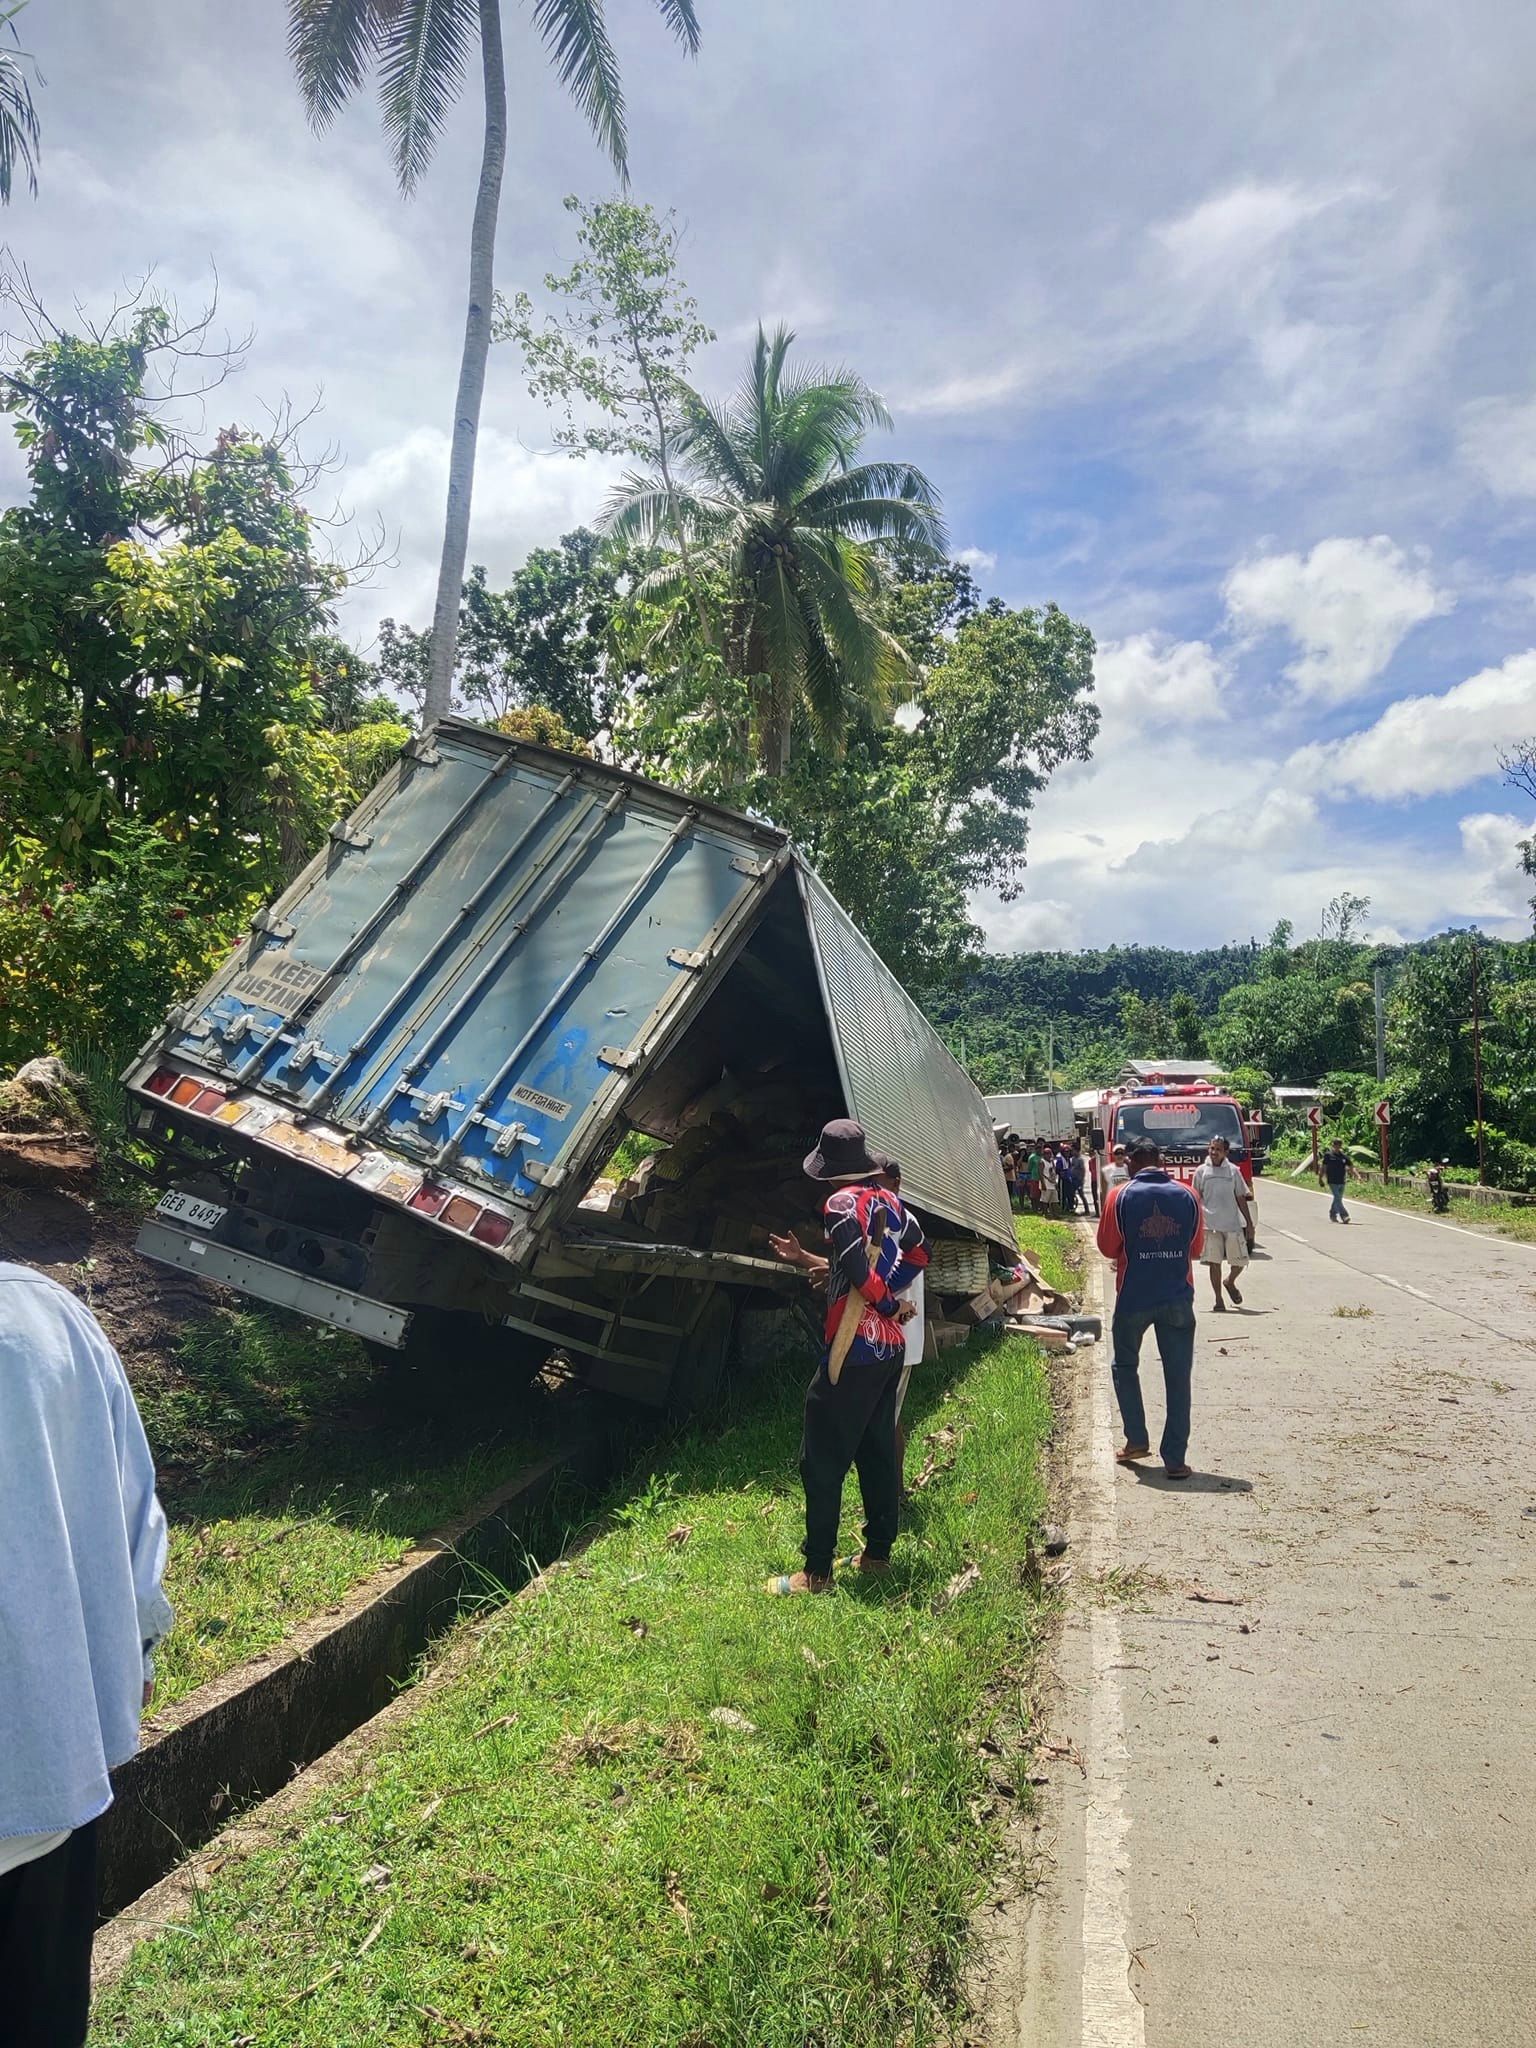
[12,0,1536,952]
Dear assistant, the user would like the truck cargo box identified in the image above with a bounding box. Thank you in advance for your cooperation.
[985,1090,1078,1145]
[126,722,1014,1404]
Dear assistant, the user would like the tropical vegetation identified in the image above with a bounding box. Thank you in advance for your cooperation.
[284,0,702,725]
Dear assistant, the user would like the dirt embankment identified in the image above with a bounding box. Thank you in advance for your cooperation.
[0,1057,226,1477]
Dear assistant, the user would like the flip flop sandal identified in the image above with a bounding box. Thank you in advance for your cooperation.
[1211,1298,1227,1312]
[765,1572,833,1596]
[1163,1464,1193,1480]
[1115,1443,1151,1464]
[1225,1282,1244,1305]
[843,1552,892,1576]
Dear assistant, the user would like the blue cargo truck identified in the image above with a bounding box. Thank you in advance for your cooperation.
[125,721,1015,1410]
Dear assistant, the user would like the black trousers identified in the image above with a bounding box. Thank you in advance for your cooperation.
[0,1821,99,2048]
[800,1353,904,1578]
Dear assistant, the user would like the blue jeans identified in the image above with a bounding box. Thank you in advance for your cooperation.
[1111,1300,1196,1466]
[1328,1181,1349,1220]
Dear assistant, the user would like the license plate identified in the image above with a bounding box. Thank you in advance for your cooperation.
[156,1190,227,1233]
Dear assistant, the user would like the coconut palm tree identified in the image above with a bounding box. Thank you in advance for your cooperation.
[286,0,701,727]
[606,324,946,775]
[0,3,40,202]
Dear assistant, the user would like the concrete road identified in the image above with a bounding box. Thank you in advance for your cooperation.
[1004,1177,1536,2048]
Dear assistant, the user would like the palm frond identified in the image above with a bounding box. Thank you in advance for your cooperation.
[650,0,701,54]
[533,0,627,178]
[671,387,757,497]
[630,556,700,612]
[796,470,947,554]
[776,364,892,438]
[794,532,891,703]
[740,325,795,476]
[378,0,478,193]
[287,0,387,131]
[0,52,38,202]
[791,575,848,748]
[770,379,893,495]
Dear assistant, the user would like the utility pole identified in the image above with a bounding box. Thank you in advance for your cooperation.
[1046,1020,1055,1086]
[1470,935,1487,1186]
[1373,961,1387,1085]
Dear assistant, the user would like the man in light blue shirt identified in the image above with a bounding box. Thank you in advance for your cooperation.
[0,1262,174,2045]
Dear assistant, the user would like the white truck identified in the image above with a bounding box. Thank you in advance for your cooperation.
[984,1090,1078,1146]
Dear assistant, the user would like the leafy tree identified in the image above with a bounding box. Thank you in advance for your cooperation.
[1503,739,1536,926]
[0,823,243,1066]
[376,529,639,738]
[0,2,39,202]
[305,635,398,732]
[0,292,381,904]
[1170,991,1208,1059]
[498,195,714,636]
[607,324,946,776]
[491,703,591,754]
[618,561,1096,990]
[1118,991,1174,1059]
[286,0,702,726]
[1209,967,1373,1081]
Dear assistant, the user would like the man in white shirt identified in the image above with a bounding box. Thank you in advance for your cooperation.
[0,1264,174,2046]
[1191,1135,1255,1311]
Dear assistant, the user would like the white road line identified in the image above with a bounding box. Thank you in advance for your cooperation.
[1079,1255,1146,2048]
[1373,1272,1404,1290]
[1276,1186,1536,1251]
[1400,1282,1438,1304]
[1274,1228,1309,1244]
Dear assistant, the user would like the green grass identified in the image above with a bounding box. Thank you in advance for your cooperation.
[94,1332,1054,2047]
[1013,1211,1081,1295]
[134,1309,383,1480]
[155,1422,554,1710]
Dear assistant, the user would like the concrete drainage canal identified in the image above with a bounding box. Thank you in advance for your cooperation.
[99,1394,632,1922]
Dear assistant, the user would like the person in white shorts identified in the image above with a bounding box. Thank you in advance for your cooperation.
[1191,1134,1255,1311]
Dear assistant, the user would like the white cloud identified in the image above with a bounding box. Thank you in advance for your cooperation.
[1154,181,1342,279]
[342,429,624,637]
[985,897,1085,951]
[1292,649,1536,798]
[956,545,998,574]
[1459,396,1536,497]
[1093,633,1225,728]
[1458,811,1536,920]
[1223,536,1451,702]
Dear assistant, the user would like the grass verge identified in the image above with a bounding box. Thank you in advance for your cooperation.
[1014,1211,1081,1294]
[134,1309,381,1480]
[95,1331,1053,2048]
[155,1419,555,1711]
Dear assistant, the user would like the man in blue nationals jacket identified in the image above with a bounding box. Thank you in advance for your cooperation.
[1096,1137,1205,1479]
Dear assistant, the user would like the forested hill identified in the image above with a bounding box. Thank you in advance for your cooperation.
[926,943,1265,1088]
[954,945,1264,1031]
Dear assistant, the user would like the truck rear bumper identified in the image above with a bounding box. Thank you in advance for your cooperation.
[136,1218,412,1349]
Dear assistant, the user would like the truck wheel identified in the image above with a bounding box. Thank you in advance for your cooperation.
[365,1308,549,1414]
[666,1289,737,1420]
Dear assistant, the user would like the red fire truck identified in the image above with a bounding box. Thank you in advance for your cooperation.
[1087,1081,1270,1192]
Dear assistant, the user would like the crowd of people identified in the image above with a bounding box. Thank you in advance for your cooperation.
[995,1126,1099,1215]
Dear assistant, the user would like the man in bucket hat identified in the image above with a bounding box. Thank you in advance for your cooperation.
[766,1119,928,1595]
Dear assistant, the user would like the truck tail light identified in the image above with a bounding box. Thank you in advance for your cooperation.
[408,1183,451,1218]
[471,1210,513,1248]
[144,1068,179,1097]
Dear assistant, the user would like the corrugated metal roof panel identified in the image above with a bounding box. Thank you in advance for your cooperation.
[795,864,1016,1251]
